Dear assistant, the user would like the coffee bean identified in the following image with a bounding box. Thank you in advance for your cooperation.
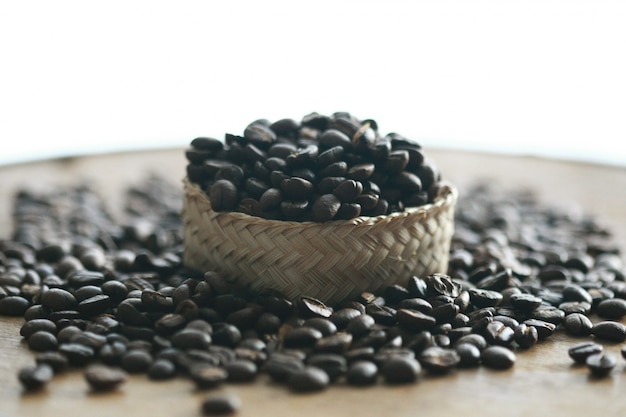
[481,346,516,369]
[36,351,69,373]
[523,319,556,340]
[306,354,347,382]
[346,360,378,386]
[563,313,593,337]
[190,364,228,389]
[380,356,422,384]
[283,327,323,349]
[509,293,543,312]
[311,194,341,222]
[121,349,153,373]
[455,343,481,367]
[224,359,257,383]
[41,288,77,311]
[0,295,30,316]
[59,343,95,366]
[568,342,604,364]
[586,353,616,377]
[281,177,314,200]
[596,298,626,319]
[419,346,460,374]
[288,366,329,392]
[513,324,538,349]
[263,353,305,382]
[315,332,353,354]
[201,393,241,415]
[425,274,461,298]
[84,364,127,391]
[209,180,238,212]
[298,297,333,318]
[20,319,57,339]
[304,318,337,337]
[346,314,375,337]
[591,321,626,342]
[396,309,437,331]
[27,331,58,352]
[18,364,53,391]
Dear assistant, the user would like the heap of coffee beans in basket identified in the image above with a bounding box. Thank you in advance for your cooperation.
[1,174,626,414]
[185,112,442,221]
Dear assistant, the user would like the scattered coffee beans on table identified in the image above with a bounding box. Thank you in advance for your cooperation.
[1,174,625,415]
[185,111,442,221]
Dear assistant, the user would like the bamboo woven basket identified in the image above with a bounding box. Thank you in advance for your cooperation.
[182,177,458,305]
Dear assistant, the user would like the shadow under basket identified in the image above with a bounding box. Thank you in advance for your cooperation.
[182,178,458,305]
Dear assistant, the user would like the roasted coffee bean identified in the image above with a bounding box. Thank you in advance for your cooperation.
[425,274,461,298]
[586,353,616,377]
[311,194,341,222]
[419,346,460,374]
[306,354,347,382]
[190,364,228,389]
[209,180,238,212]
[211,323,241,347]
[121,349,153,373]
[591,321,626,342]
[59,343,95,366]
[288,366,329,392]
[27,331,58,352]
[596,298,626,319]
[563,313,593,337]
[483,321,515,346]
[509,293,543,312]
[562,284,593,304]
[0,295,30,316]
[283,327,323,349]
[455,334,488,351]
[36,351,69,373]
[513,324,538,349]
[523,319,556,340]
[531,307,565,325]
[315,332,353,354]
[224,359,257,383]
[346,314,375,337]
[18,364,53,391]
[20,319,57,339]
[304,318,337,337]
[346,360,378,386]
[201,393,241,415]
[298,297,333,318]
[481,346,516,369]
[568,342,604,364]
[40,288,77,311]
[280,177,314,200]
[263,353,305,382]
[559,301,592,315]
[455,343,481,367]
[469,289,503,308]
[380,356,422,384]
[280,200,309,220]
[84,364,127,391]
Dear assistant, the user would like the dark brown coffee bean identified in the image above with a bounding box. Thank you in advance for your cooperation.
[513,323,538,348]
[20,319,57,339]
[280,177,314,200]
[314,332,353,354]
[201,393,241,415]
[591,321,626,342]
[259,188,283,212]
[396,309,436,331]
[380,356,422,384]
[27,331,58,352]
[568,341,603,364]
[121,349,153,373]
[84,364,127,391]
[336,203,362,220]
[18,364,53,391]
[347,163,375,181]
[346,360,378,386]
[190,364,228,389]
[172,328,212,350]
[304,318,337,337]
[192,137,223,152]
[224,359,257,382]
[425,274,461,298]
[597,298,626,319]
[263,353,305,382]
[280,200,309,220]
[586,353,616,377]
[563,313,593,337]
[283,327,323,349]
[333,180,363,203]
[346,314,375,337]
[311,194,341,222]
[306,354,347,381]
[319,129,352,149]
[523,319,556,340]
[455,343,481,367]
[287,366,329,392]
[481,346,515,369]
[209,180,238,212]
[59,343,96,366]
[509,293,543,312]
[35,351,68,373]
[41,288,77,311]
[298,297,333,318]
[419,346,460,374]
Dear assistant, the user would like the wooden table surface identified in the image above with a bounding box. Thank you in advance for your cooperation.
[1,148,625,417]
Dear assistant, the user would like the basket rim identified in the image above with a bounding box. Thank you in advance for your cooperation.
[184,176,458,229]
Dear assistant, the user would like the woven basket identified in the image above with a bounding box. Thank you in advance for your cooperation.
[182,177,457,305]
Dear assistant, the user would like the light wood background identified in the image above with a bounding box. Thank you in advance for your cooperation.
[1,148,625,417]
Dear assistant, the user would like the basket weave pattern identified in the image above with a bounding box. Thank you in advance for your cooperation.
[183,178,457,305]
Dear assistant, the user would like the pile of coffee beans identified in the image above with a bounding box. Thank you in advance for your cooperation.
[185,111,442,221]
[1,177,625,415]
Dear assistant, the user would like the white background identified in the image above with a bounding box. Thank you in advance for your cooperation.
[1,0,625,166]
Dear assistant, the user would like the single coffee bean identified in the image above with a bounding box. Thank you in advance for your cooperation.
[509,293,543,312]
[346,314,375,337]
[346,360,378,386]
[263,353,305,382]
[311,194,341,222]
[283,327,323,349]
[209,180,238,212]
[18,364,53,391]
[147,358,177,380]
[224,359,257,383]
[27,331,58,352]
[523,319,556,340]
[190,364,228,389]
[425,274,461,298]
[396,309,437,331]
[59,343,95,366]
[481,346,516,370]
[591,321,626,342]
[41,288,77,311]
[559,301,592,315]
[121,349,153,373]
[84,364,128,391]
[0,296,30,316]
[314,332,353,354]
[36,351,69,373]
[306,354,347,382]
[280,177,314,200]
[298,297,333,318]
[563,313,593,337]
[380,356,422,384]
[288,366,330,392]
[586,353,617,377]
[513,323,538,349]
[455,343,481,367]
[419,346,460,374]
[596,298,626,319]
[201,393,241,415]
[20,319,57,339]
[568,342,604,364]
